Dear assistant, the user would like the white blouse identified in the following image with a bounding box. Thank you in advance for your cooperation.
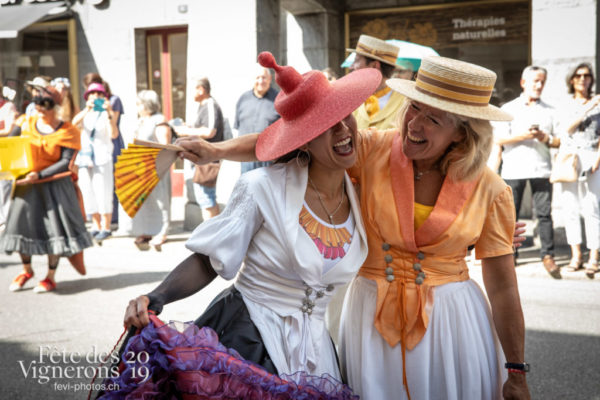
[186,161,368,379]
[76,110,113,167]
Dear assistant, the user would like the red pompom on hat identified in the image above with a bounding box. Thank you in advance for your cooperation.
[255,52,381,161]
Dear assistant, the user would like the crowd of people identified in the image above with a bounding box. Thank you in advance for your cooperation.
[0,73,167,292]
[0,33,597,399]
[492,62,600,279]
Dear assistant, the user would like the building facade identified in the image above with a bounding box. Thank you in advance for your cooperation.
[0,0,596,212]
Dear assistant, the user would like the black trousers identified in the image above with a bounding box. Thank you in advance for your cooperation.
[505,178,554,258]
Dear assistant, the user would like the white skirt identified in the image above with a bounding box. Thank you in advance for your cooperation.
[339,276,506,400]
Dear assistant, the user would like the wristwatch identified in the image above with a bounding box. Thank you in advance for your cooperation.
[505,362,530,372]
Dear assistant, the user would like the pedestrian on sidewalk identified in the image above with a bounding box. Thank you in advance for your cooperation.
[234,64,280,174]
[72,83,120,242]
[82,73,125,229]
[494,65,561,278]
[174,77,223,220]
[556,63,600,279]
[1,86,92,293]
[131,90,172,250]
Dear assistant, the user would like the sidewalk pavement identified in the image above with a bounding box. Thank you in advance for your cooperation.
[468,218,594,281]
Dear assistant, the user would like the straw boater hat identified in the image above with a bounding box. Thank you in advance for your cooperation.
[386,56,512,121]
[346,34,400,67]
[255,52,381,161]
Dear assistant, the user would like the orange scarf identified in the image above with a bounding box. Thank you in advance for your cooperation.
[20,115,81,172]
[364,87,392,118]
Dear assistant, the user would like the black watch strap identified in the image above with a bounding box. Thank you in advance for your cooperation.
[505,362,530,372]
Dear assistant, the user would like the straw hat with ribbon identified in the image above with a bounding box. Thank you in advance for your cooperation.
[346,34,400,67]
[386,56,512,121]
[255,52,381,161]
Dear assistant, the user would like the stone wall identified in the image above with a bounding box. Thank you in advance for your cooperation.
[532,0,596,107]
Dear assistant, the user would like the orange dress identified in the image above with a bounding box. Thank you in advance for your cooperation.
[340,128,516,399]
[0,116,92,256]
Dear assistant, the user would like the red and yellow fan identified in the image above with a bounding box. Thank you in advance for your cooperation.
[115,139,183,217]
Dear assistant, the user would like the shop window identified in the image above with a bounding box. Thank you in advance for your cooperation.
[346,0,529,106]
[135,26,187,188]
[135,27,188,121]
[0,19,76,113]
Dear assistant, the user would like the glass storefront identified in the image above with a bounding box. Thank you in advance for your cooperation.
[135,27,188,121]
[134,26,188,184]
[346,0,529,106]
[0,18,76,113]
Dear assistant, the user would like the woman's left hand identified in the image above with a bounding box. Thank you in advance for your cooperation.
[15,171,39,185]
[502,373,530,399]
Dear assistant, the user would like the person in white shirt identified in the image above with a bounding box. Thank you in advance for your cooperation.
[494,65,561,278]
[72,82,119,242]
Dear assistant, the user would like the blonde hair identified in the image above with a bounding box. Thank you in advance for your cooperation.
[397,101,493,182]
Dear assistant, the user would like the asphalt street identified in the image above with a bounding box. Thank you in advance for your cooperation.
[0,217,599,399]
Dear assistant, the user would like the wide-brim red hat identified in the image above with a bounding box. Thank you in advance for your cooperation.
[255,52,381,161]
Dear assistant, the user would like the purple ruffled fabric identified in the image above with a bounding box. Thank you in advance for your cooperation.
[99,320,358,399]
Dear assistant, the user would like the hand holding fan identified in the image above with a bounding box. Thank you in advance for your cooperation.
[115,139,183,217]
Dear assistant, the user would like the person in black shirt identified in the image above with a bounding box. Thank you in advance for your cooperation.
[174,77,223,219]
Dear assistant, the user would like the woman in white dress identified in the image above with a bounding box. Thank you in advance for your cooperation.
[131,90,172,250]
[120,52,381,397]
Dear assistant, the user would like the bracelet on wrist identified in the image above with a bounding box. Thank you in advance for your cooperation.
[505,362,530,372]
[507,368,527,375]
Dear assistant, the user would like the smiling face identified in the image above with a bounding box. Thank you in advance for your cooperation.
[520,70,546,101]
[305,114,358,171]
[401,101,463,165]
[253,67,272,98]
[571,66,593,97]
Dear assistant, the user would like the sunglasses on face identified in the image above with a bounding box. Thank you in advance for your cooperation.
[32,96,56,110]
[574,73,592,79]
